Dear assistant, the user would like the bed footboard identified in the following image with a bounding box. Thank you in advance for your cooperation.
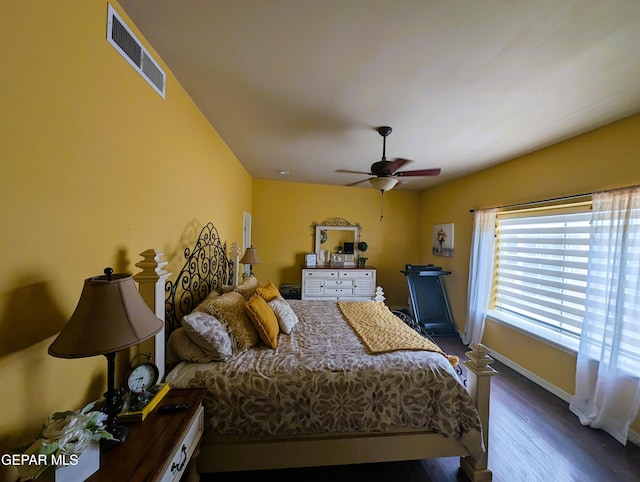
[461,343,497,481]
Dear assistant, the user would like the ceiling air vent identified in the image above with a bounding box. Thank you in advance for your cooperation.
[107,4,166,98]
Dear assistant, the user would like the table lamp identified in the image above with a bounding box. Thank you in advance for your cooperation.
[240,246,261,277]
[48,268,163,444]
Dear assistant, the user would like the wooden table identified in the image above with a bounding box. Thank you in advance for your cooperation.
[88,388,206,482]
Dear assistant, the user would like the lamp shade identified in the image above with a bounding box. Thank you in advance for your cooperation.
[369,177,399,192]
[49,271,163,358]
[240,247,261,265]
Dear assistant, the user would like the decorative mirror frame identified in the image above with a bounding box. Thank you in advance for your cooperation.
[311,217,361,266]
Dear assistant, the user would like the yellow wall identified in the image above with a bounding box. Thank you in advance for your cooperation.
[251,180,419,307]
[417,112,640,433]
[0,0,251,468]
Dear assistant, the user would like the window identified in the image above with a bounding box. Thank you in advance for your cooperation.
[485,189,640,373]
[488,202,592,350]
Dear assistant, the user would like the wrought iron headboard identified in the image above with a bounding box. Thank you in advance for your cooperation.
[164,222,235,335]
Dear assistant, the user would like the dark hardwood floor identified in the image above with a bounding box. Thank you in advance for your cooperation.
[201,337,640,482]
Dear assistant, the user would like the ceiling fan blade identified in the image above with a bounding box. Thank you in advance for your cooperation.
[394,168,441,177]
[345,177,375,187]
[385,158,412,174]
[336,169,373,175]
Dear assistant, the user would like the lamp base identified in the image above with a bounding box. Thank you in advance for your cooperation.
[101,388,129,450]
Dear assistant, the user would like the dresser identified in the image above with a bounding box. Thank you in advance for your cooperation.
[302,267,376,300]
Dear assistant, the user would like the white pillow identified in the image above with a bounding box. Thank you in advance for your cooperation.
[268,296,299,334]
[181,311,233,361]
[167,327,211,364]
[233,275,260,300]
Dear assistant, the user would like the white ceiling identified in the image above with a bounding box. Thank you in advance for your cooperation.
[119,0,640,191]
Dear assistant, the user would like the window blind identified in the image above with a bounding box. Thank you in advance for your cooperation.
[495,209,592,337]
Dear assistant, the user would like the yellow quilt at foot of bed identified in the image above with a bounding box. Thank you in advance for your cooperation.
[337,301,458,366]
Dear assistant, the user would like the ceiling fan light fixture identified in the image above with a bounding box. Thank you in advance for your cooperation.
[369,177,398,192]
[337,125,440,191]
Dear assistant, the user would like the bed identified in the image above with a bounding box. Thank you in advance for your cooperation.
[134,222,496,481]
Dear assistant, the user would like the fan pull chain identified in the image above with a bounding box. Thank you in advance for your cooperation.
[380,190,385,221]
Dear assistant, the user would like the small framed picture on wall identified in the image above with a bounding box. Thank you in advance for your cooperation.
[433,223,454,257]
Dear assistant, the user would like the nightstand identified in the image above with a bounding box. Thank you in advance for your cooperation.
[87,388,206,482]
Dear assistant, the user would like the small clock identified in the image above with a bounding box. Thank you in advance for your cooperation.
[126,354,159,395]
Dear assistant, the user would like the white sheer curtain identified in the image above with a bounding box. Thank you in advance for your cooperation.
[462,208,497,345]
[570,186,640,444]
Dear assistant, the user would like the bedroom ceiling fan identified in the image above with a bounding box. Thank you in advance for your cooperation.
[336,126,441,192]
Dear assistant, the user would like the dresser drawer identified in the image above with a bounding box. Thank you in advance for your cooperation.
[304,270,338,278]
[339,270,374,279]
[325,288,353,296]
[159,405,204,482]
[325,279,353,288]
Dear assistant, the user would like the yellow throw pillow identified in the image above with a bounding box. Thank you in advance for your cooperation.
[256,280,281,302]
[245,294,280,349]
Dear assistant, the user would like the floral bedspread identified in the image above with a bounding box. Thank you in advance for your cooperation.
[165,300,484,458]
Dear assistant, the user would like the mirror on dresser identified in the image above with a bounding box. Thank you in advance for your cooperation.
[312,217,360,267]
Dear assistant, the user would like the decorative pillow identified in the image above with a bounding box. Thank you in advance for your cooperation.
[208,291,259,350]
[268,296,299,335]
[245,294,280,349]
[233,275,260,300]
[192,290,222,313]
[256,280,281,302]
[181,311,233,361]
[167,327,214,364]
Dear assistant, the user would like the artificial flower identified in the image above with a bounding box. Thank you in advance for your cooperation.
[17,401,114,480]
